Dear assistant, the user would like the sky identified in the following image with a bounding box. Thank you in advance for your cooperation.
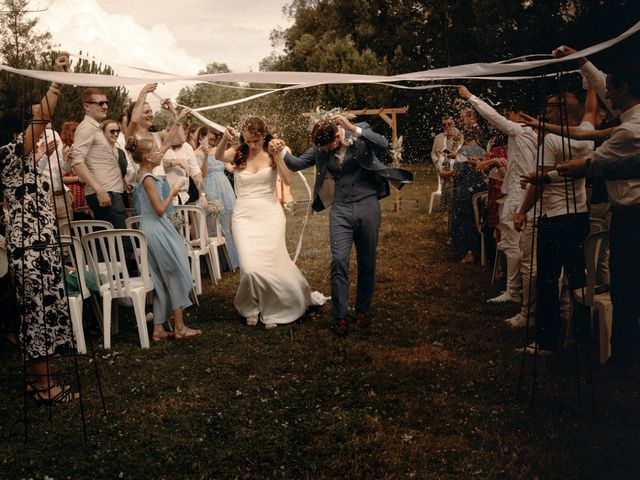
[31,0,293,100]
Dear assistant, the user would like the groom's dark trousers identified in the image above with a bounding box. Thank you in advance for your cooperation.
[330,195,381,319]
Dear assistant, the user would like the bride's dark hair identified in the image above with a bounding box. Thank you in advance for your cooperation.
[233,116,275,170]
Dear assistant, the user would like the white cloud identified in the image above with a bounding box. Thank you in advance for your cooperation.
[28,0,291,104]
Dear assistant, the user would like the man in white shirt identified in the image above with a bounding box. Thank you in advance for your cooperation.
[71,88,136,270]
[431,115,457,165]
[556,63,640,376]
[458,86,539,314]
[515,90,595,352]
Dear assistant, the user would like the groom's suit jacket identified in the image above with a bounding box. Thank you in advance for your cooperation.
[283,123,413,212]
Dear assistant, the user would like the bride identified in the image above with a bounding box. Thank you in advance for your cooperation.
[214,117,326,328]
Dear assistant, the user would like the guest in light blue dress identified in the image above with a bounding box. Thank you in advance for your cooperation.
[195,127,239,270]
[138,172,193,333]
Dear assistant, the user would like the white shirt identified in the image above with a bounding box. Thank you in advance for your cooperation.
[541,121,594,217]
[468,95,538,196]
[162,143,199,204]
[431,132,447,164]
[37,128,69,192]
[591,103,640,206]
[71,116,123,195]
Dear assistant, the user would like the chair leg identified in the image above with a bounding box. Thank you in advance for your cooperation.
[598,304,613,364]
[207,245,221,284]
[191,252,202,295]
[428,193,435,214]
[102,293,112,350]
[69,298,87,354]
[220,243,233,272]
[480,236,486,267]
[131,291,150,349]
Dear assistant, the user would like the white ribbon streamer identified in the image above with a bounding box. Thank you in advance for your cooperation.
[1,20,637,87]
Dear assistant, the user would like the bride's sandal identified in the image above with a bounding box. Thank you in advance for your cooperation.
[246,317,258,327]
[174,326,202,340]
[33,384,79,405]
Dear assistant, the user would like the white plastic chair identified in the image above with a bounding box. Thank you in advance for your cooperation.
[125,215,141,230]
[471,192,488,267]
[70,219,114,239]
[61,235,91,354]
[173,205,231,295]
[573,230,612,364]
[82,229,153,349]
[428,174,443,214]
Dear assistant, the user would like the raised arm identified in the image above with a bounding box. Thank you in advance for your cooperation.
[158,108,190,157]
[125,83,157,138]
[24,54,69,157]
[214,127,238,163]
[458,85,523,137]
[517,113,613,141]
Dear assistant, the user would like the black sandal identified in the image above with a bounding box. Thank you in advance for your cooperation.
[33,384,78,405]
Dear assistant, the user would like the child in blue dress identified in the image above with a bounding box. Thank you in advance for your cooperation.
[126,109,202,341]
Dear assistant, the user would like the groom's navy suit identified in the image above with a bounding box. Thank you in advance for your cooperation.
[284,123,412,320]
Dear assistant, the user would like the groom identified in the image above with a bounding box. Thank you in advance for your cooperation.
[271,115,412,335]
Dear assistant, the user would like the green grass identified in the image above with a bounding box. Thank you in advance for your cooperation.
[1,164,639,479]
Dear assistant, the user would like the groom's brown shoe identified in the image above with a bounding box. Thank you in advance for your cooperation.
[355,312,370,329]
[334,318,349,336]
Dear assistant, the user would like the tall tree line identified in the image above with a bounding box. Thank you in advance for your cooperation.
[262,0,640,162]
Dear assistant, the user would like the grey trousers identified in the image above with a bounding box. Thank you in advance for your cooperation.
[329,196,381,319]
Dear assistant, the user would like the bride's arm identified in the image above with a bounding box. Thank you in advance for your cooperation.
[271,146,293,186]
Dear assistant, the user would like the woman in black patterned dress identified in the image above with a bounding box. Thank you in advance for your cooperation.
[0,53,78,404]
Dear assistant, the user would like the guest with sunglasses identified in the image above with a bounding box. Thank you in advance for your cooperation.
[102,120,133,200]
[71,89,136,269]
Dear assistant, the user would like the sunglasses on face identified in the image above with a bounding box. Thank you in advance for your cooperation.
[87,101,109,107]
[108,129,120,135]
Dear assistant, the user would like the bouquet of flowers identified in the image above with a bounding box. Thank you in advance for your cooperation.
[390,135,404,166]
[205,200,224,217]
[167,211,184,232]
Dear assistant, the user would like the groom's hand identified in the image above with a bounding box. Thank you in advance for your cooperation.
[268,138,286,156]
[332,114,356,133]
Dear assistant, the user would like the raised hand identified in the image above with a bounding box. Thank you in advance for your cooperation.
[332,114,356,133]
[223,126,237,143]
[552,45,577,58]
[517,112,539,128]
[268,138,286,155]
[141,83,158,95]
[53,52,70,72]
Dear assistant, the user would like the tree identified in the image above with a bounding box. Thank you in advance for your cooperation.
[0,0,52,135]
[52,54,130,129]
[262,0,640,162]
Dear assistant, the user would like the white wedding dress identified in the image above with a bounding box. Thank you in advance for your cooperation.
[233,166,326,326]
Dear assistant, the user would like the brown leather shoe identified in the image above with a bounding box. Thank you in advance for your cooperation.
[355,311,370,329]
[334,318,349,336]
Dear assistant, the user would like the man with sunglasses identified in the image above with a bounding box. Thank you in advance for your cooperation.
[272,115,412,336]
[71,89,136,270]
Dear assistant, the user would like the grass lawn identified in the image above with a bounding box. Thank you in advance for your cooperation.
[1,164,639,479]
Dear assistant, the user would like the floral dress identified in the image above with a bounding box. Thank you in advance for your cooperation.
[0,136,73,359]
